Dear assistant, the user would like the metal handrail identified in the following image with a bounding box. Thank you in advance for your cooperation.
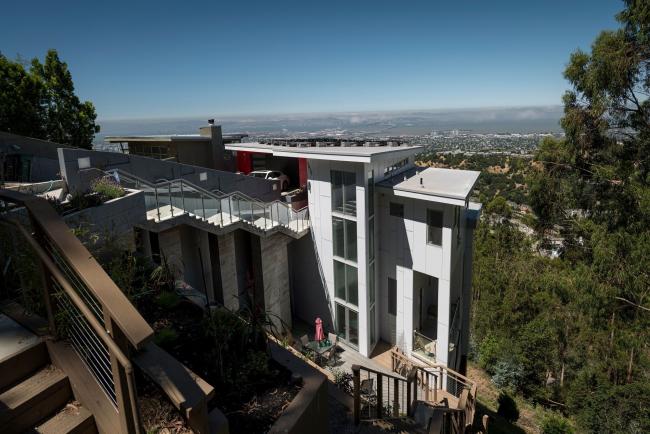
[1,218,141,433]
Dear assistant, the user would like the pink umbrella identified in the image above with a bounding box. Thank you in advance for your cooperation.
[314,317,325,343]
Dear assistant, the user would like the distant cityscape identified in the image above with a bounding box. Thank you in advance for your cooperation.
[94,106,564,155]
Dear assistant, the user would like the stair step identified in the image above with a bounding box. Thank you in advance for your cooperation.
[36,403,96,434]
[0,366,71,434]
[0,339,48,393]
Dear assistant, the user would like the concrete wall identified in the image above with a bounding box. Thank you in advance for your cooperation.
[58,148,280,201]
[0,131,71,182]
[260,233,292,331]
[63,189,146,248]
[288,235,333,331]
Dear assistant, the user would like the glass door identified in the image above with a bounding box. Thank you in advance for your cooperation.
[336,303,359,348]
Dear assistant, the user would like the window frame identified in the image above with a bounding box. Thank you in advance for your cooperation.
[427,209,443,246]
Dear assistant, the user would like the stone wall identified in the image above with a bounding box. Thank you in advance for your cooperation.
[260,233,292,331]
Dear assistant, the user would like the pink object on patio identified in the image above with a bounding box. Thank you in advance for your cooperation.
[315,317,325,342]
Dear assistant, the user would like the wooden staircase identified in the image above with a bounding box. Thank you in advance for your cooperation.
[0,339,97,434]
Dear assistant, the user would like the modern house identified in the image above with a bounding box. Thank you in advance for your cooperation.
[0,124,483,433]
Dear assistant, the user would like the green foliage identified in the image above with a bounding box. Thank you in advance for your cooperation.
[91,177,125,200]
[155,291,179,310]
[154,326,178,349]
[541,413,574,434]
[485,196,512,219]
[331,368,354,395]
[0,49,99,148]
[471,5,650,432]
[496,392,519,423]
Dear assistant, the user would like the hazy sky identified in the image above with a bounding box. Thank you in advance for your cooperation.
[1,0,620,120]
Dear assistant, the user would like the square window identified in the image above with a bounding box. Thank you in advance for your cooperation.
[390,202,404,218]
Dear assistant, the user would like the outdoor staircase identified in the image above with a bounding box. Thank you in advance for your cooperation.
[0,338,97,434]
[106,169,310,238]
[351,349,486,434]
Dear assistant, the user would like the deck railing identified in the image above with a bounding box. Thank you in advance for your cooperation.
[351,364,417,424]
[390,348,478,433]
[0,189,153,433]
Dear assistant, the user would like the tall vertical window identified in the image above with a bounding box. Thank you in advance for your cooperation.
[333,217,357,261]
[388,277,397,316]
[427,209,443,246]
[334,260,358,306]
[331,170,356,215]
[368,262,375,306]
[368,218,374,262]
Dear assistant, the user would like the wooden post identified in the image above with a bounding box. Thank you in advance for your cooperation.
[376,373,383,419]
[106,315,141,434]
[434,373,438,403]
[352,365,360,425]
[393,377,399,417]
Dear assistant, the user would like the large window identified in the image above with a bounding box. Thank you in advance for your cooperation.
[334,260,358,306]
[331,170,356,215]
[427,209,443,246]
[333,217,357,261]
[336,303,359,347]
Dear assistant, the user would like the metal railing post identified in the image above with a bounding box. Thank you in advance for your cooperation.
[168,183,173,217]
[154,186,160,221]
[352,365,360,425]
[201,194,206,220]
[377,373,383,418]
[180,181,185,213]
[393,377,399,417]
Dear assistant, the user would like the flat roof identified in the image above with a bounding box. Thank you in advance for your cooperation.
[105,134,209,143]
[378,167,480,205]
[225,142,423,163]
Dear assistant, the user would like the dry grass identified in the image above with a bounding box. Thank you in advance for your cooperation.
[467,363,541,434]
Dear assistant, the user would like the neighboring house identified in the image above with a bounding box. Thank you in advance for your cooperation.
[105,122,248,171]
[0,131,70,183]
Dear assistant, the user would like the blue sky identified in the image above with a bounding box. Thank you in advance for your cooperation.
[1,0,621,120]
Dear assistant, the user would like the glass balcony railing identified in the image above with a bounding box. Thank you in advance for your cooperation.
[413,329,436,363]
[109,169,309,234]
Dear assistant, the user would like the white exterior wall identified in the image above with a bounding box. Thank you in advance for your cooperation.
[377,189,468,368]
[307,159,371,356]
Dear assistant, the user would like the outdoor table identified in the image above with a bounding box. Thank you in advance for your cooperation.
[306,340,334,363]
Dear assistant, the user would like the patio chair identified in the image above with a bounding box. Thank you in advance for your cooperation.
[328,332,338,346]
[322,344,338,366]
[300,334,310,348]
[360,378,375,397]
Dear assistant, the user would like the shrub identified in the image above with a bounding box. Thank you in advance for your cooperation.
[497,392,519,423]
[478,335,506,374]
[91,176,125,200]
[491,358,525,391]
[155,291,179,310]
[155,326,178,349]
[541,413,574,434]
[331,368,354,395]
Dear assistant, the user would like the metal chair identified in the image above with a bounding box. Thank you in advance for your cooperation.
[328,332,338,346]
[300,334,310,348]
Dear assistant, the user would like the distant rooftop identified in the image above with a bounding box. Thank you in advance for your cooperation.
[105,133,248,143]
[378,166,480,206]
[225,141,423,163]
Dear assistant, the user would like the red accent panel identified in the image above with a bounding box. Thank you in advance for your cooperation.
[236,151,253,174]
[298,158,308,188]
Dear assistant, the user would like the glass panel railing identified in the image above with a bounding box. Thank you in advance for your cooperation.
[413,330,436,364]
[156,185,172,220]
[170,181,185,214]
[181,184,204,218]
[202,193,220,221]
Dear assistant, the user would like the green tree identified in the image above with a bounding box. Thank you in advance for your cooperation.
[0,49,99,148]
